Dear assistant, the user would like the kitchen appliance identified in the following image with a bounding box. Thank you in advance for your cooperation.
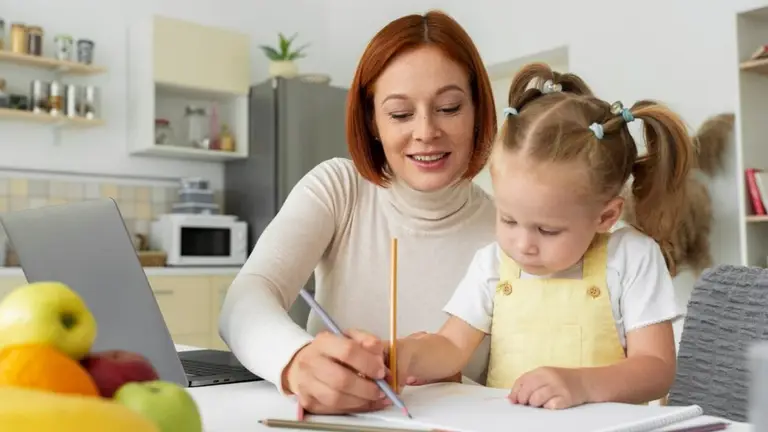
[150,213,247,267]
[223,77,349,325]
[223,77,348,251]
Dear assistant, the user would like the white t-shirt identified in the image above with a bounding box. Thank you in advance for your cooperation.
[443,226,682,347]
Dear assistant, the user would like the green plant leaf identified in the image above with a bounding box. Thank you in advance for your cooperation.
[279,32,298,57]
[287,42,310,60]
[259,45,284,61]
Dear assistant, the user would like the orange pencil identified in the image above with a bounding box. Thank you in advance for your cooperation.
[389,237,398,391]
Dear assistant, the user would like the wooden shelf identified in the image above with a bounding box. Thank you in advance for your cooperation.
[130,144,246,161]
[0,50,106,75]
[0,108,104,128]
[747,215,768,222]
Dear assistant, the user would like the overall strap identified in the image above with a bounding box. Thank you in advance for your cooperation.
[582,233,610,284]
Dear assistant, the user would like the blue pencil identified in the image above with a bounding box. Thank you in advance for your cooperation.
[298,289,413,419]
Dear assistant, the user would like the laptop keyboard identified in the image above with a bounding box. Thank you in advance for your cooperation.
[181,359,249,377]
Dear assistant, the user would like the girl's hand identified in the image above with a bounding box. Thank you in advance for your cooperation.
[404,372,462,386]
[384,332,431,392]
[508,367,588,410]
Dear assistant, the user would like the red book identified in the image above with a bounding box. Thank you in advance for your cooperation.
[746,168,766,215]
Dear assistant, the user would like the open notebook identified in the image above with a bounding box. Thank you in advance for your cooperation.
[354,383,703,432]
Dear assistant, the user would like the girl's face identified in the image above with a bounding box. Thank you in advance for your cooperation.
[491,151,623,276]
[372,45,476,192]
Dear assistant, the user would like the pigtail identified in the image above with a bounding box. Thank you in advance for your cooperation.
[506,63,554,109]
[552,71,593,97]
[663,112,733,276]
[693,112,734,176]
[506,63,595,109]
[625,101,695,275]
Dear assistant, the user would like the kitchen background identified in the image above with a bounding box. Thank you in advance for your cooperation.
[0,0,763,349]
[0,174,223,265]
[0,2,348,273]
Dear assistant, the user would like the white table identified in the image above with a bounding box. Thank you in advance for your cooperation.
[177,346,751,432]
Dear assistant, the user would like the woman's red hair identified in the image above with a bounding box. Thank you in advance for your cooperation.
[346,10,497,186]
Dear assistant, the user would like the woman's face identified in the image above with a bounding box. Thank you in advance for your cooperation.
[372,45,476,192]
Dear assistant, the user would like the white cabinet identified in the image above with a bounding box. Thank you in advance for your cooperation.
[127,15,250,162]
[152,16,250,96]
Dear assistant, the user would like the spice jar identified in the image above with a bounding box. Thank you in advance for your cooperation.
[77,39,94,64]
[83,85,98,119]
[10,23,27,54]
[183,106,210,148]
[219,124,235,152]
[63,84,79,117]
[54,35,74,61]
[155,119,175,145]
[49,81,63,116]
[0,19,5,50]
[0,78,9,109]
[26,26,43,56]
[30,80,48,114]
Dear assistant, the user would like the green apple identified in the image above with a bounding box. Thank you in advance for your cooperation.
[0,281,97,360]
[113,380,203,432]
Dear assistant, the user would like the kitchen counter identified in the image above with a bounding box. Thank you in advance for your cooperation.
[0,266,242,277]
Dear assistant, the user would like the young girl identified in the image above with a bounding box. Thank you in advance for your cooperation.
[393,62,692,410]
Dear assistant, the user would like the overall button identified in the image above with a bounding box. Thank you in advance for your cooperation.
[587,286,601,298]
[497,281,513,296]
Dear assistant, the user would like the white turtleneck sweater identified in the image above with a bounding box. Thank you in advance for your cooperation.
[218,157,497,390]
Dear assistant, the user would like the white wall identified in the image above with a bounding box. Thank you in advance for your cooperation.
[447,0,768,343]
[4,0,761,280]
[1,0,329,189]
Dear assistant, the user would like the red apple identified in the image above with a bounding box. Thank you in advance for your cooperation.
[81,350,160,398]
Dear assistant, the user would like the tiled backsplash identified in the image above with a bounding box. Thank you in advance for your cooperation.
[0,176,223,244]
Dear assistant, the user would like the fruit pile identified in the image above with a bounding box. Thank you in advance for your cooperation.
[0,281,204,432]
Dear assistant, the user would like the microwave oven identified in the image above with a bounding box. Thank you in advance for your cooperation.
[150,214,248,266]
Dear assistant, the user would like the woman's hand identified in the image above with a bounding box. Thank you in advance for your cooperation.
[282,329,392,414]
[508,367,587,410]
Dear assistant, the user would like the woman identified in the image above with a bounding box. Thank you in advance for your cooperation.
[218,10,497,415]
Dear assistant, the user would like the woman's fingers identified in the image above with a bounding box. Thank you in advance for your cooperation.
[315,331,386,380]
[346,328,385,355]
[310,353,385,402]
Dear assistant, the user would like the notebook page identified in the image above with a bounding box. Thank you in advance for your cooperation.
[354,383,703,432]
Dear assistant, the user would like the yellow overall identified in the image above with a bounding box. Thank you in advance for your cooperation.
[485,233,626,389]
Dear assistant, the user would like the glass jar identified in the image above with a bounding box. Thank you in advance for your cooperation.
[54,35,74,61]
[10,23,27,54]
[77,39,94,64]
[26,26,43,56]
[0,19,5,50]
[183,106,210,148]
[219,124,235,152]
[155,119,175,145]
[48,81,63,116]
[0,78,9,109]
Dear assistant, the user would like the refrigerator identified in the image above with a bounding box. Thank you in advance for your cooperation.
[223,77,350,327]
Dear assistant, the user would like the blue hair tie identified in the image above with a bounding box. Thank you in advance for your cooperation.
[610,101,635,123]
[503,107,518,118]
[620,108,634,123]
[589,123,604,139]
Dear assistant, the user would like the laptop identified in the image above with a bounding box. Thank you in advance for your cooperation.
[0,198,261,387]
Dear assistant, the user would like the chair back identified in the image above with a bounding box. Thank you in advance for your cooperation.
[668,264,768,422]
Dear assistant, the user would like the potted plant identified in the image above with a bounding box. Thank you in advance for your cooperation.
[259,32,309,78]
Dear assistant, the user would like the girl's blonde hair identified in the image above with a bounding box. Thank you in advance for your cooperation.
[493,62,694,275]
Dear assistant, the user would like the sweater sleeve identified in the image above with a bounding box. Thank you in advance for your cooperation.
[218,158,355,393]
